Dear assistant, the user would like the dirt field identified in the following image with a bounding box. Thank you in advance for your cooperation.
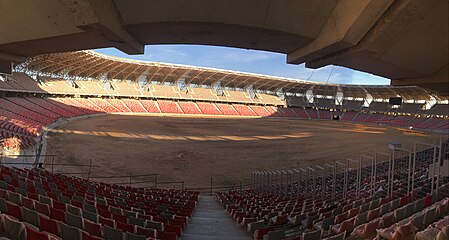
[45,114,440,190]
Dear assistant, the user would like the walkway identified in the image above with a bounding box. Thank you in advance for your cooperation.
[183,195,250,240]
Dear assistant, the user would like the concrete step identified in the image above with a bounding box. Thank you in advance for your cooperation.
[183,195,250,239]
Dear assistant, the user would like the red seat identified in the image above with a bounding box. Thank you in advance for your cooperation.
[116,220,135,234]
[83,219,102,237]
[50,207,66,222]
[35,202,50,216]
[99,216,115,228]
[136,226,156,238]
[157,231,177,240]
[39,215,60,237]
[353,218,380,238]
[81,231,103,240]
[332,218,355,235]
[52,201,66,212]
[25,225,49,240]
[112,213,127,223]
[164,224,182,237]
[6,201,23,220]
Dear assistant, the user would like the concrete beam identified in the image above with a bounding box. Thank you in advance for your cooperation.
[0,61,12,74]
[287,0,393,64]
[0,51,27,63]
[60,0,144,54]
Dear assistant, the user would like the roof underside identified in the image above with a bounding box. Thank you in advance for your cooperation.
[15,51,439,101]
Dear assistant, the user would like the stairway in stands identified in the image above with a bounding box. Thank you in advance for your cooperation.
[183,195,249,240]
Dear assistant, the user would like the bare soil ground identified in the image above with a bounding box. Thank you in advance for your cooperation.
[45,114,439,190]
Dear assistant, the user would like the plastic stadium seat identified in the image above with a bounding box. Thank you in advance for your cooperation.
[6,201,23,220]
[22,207,39,227]
[103,225,124,240]
[0,214,25,240]
[116,220,135,234]
[60,222,81,240]
[50,207,66,222]
[81,231,103,240]
[156,230,177,240]
[99,215,115,228]
[83,219,102,238]
[302,229,322,240]
[66,212,84,229]
[25,224,49,240]
[135,226,156,238]
[353,218,380,238]
[35,202,50,216]
[164,224,182,237]
[125,232,148,240]
[39,215,60,237]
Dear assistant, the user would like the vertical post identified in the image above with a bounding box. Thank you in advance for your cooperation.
[51,156,55,173]
[431,142,437,195]
[88,158,93,180]
[154,174,158,188]
[333,162,337,200]
[436,137,443,199]
[412,144,417,200]
[391,149,395,199]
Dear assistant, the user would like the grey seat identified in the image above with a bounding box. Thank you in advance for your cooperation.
[390,198,400,210]
[0,198,7,213]
[104,225,124,240]
[123,210,137,218]
[15,188,27,198]
[60,222,81,240]
[8,192,22,206]
[302,229,322,240]
[83,209,98,223]
[58,195,71,204]
[66,212,84,229]
[38,195,52,206]
[145,220,163,230]
[125,232,147,240]
[414,198,425,212]
[1,214,25,240]
[110,206,122,214]
[411,212,425,230]
[394,207,406,222]
[359,203,369,213]
[355,212,368,226]
[22,207,39,227]
[379,203,391,216]
[0,181,8,190]
[369,199,379,210]
[404,203,415,218]
[128,217,145,227]
[322,231,346,240]
[84,203,97,214]
[314,216,335,231]
[248,220,265,233]
[423,207,437,226]
[67,205,82,216]
[263,230,285,240]
[35,188,46,196]
[352,199,362,208]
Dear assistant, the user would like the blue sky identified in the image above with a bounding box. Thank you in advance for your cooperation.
[95,45,390,85]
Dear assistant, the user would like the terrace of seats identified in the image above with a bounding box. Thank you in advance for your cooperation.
[0,166,198,240]
[215,140,449,240]
[1,96,448,152]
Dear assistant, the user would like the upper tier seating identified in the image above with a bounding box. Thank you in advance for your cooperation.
[196,102,222,115]
[157,100,182,114]
[178,102,202,115]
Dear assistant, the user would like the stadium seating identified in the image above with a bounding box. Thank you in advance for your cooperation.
[157,100,183,114]
[215,140,449,240]
[196,102,222,115]
[178,102,202,115]
[0,165,199,240]
[1,93,448,151]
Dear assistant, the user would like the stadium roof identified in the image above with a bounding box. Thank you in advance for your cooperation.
[16,50,439,100]
[0,0,447,94]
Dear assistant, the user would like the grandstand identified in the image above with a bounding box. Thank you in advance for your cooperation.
[0,50,448,239]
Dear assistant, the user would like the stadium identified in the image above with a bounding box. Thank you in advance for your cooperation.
[0,1,448,240]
